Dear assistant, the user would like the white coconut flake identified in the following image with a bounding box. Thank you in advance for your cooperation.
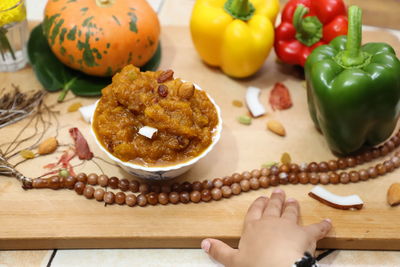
[309,185,364,210]
[79,103,96,123]
[246,86,266,117]
[138,126,158,139]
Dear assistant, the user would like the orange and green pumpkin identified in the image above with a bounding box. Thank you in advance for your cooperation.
[43,0,160,77]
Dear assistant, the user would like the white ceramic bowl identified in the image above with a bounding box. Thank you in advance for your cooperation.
[90,83,222,181]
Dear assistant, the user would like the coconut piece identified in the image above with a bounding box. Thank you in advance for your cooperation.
[308,185,364,210]
[138,126,158,139]
[79,103,96,123]
[246,86,266,117]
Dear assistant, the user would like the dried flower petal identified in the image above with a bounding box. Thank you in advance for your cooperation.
[281,152,291,165]
[20,150,35,159]
[68,102,83,112]
[237,115,252,125]
[269,82,292,111]
[232,100,243,107]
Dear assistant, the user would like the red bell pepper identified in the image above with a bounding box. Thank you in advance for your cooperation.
[274,0,348,67]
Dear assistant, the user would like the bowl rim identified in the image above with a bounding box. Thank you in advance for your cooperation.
[90,83,223,172]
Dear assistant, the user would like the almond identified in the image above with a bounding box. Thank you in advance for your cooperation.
[267,120,286,136]
[387,183,400,206]
[38,137,58,155]
[178,82,195,99]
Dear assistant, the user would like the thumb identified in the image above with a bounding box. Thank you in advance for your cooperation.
[201,238,236,266]
[304,218,332,241]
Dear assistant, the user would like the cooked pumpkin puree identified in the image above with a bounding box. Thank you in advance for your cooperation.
[93,65,218,166]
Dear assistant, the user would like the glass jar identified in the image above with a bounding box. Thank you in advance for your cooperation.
[0,0,28,72]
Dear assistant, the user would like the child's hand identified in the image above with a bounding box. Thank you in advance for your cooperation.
[201,189,332,267]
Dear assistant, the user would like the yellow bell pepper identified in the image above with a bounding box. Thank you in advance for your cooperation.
[190,0,279,78]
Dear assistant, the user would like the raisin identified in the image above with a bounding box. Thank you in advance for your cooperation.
[158,85,168,97]
[157,69,174,83]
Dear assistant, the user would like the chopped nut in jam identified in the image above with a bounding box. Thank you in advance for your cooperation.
[93,65,219,166]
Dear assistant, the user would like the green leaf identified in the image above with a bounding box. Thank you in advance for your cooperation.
[27,23,161,99]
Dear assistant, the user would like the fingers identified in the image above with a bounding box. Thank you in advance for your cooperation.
[244,196,268,224]
[263,188,286,218]
[281,198,300,223]
[201,238,236,266]
[304,219,332,241]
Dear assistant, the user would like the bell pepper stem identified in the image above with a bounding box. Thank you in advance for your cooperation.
[341,6,365,66]
[224,0,255,21]
[292,5,323,47]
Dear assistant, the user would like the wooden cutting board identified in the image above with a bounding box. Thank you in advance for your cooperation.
[0,26,400,250]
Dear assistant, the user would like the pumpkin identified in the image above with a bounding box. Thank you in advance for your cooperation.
[43,0,160,77]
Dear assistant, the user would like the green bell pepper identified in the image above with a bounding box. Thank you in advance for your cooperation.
[305,5,400,155]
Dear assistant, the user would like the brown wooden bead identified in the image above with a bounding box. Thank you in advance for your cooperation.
[150,184,161,194]
[249,177,260,190]
[278,172,288,185]
[87,173,98,185]
[346,157,356,168]
[76,173,87,183]
[212,178,224,188]
[363,151,372,162]
[201,189,212,202]
[109,177,119,189]
[161,184,171,194]
[137,194,147,206]
[289,163,300,173]
[169,192,180,204]
[261,168,271,176]
[299,163,309,172]
[349,171,360,183]
[202,180,213,190]
[211,188,222,200]
[328,160,338,171]
[337,159,347,169]
[270,165,279,175]
[94,188,105,201]
[139,183,149,194]
[181,182,192,192]
[104,191,115,204]
[320,173,329,185]
[129,180,139,192]
[355,155,364,165]
[83,186,94,199]
[359,169,369,181]
[339,172,349,184]
[259,176,270,188]
[288,173,298,184]
[65,176,77,189]
[318,162,329,172]
[242,171,252,180]
[380,145,389,156]
[308,162,319,172]
[221,185,232,198]
[230,183,241,195]
[371,149,380,159]
[147,192,158,205]
[368,167,378,178]
[251,169,261,178]
[240,179,250,192]
[309,173,319,185]
[190,191,201,203]
[392,156,400,168]
[223,176,234,186]
[179,192,190,203]
[192,181,202,192]
[392,136,400,146]
[98,175,109,187]
[384,160,394,172]
[329,172,339,184]
[279,164,289,174]
[126,194,137,207]
[232,173,243,183]
[298,172,308,184]
[270,175,279,186]
[118,179,130,191]
[74,181,85,195]
[158,193,169,205]
[376,163,386,175]
[115,192,126,205]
